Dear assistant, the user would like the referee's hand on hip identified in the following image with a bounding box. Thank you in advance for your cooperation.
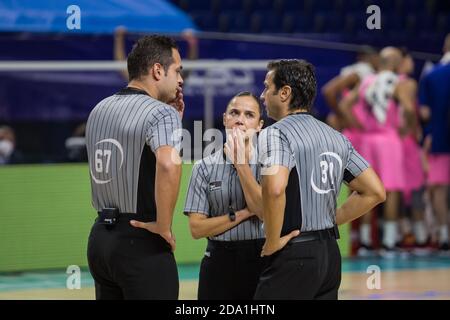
[130,220,176,252]
[261,230,300,257]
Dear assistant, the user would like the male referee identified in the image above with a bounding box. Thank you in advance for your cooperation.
[86,35,184,300]
[255,59,386,299]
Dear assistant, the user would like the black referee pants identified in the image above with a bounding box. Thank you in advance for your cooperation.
[198,239,265,300]
[87,218,179,300]
[254,238,341,300]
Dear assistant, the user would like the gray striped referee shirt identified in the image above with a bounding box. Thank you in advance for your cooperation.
[86,87,182,220]
[258,112,369,234]
[184,150,265,241]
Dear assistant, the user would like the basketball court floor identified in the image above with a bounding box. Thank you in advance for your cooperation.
[1,256,449,300]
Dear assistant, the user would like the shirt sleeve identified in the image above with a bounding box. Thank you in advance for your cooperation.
[251,143,262,183]
[258,127,296,174]
[184,161,210,216]
[146,104,182,153]
[344,142,370,183]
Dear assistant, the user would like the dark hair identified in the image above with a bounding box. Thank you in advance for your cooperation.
[127,35,178,81]
[357,45,378,60]
[399,46,410,58]
[267,59,317,112]
[227,91,263,120]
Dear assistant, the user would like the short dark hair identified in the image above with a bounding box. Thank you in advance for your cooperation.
[399,46,410,58]
[127,35,178,81]
[267,59,317,112]
[227,91,263,120]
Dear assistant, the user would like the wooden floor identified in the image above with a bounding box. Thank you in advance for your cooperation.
[1,257,449,300]
[339,269,450,299]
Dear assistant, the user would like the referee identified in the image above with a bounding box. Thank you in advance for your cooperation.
[255,59,386,300]
[184,92,265,300]
[86,35,184,300]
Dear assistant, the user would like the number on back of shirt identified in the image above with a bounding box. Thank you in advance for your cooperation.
[95,149,112,174]
[320,160,334,184]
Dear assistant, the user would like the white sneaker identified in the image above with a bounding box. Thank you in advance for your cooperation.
[357,245,376,257]
[379,246,398,259]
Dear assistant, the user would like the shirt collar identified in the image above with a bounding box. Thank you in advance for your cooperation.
[117,86,151,96]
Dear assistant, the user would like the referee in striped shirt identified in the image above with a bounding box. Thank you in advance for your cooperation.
[184,92,265,300]
[86,35,184,299]
[255,59,386,300]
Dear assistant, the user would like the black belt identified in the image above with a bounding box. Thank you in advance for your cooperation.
[288,225,340,244]
[207,238,264,250]
[97,208,153,225]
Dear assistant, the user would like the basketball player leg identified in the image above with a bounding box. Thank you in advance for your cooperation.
[430,185,449,250]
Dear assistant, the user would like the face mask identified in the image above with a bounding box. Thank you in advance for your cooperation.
[0,140,14,158]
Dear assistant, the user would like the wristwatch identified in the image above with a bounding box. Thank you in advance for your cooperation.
[228,211,236,222]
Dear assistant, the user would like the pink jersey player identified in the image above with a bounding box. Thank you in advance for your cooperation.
[341,77,373,153]
[357,71,405,191]
[397,75,425,200]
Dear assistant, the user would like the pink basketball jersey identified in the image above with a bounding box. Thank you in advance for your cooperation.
[362,71,402,133]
